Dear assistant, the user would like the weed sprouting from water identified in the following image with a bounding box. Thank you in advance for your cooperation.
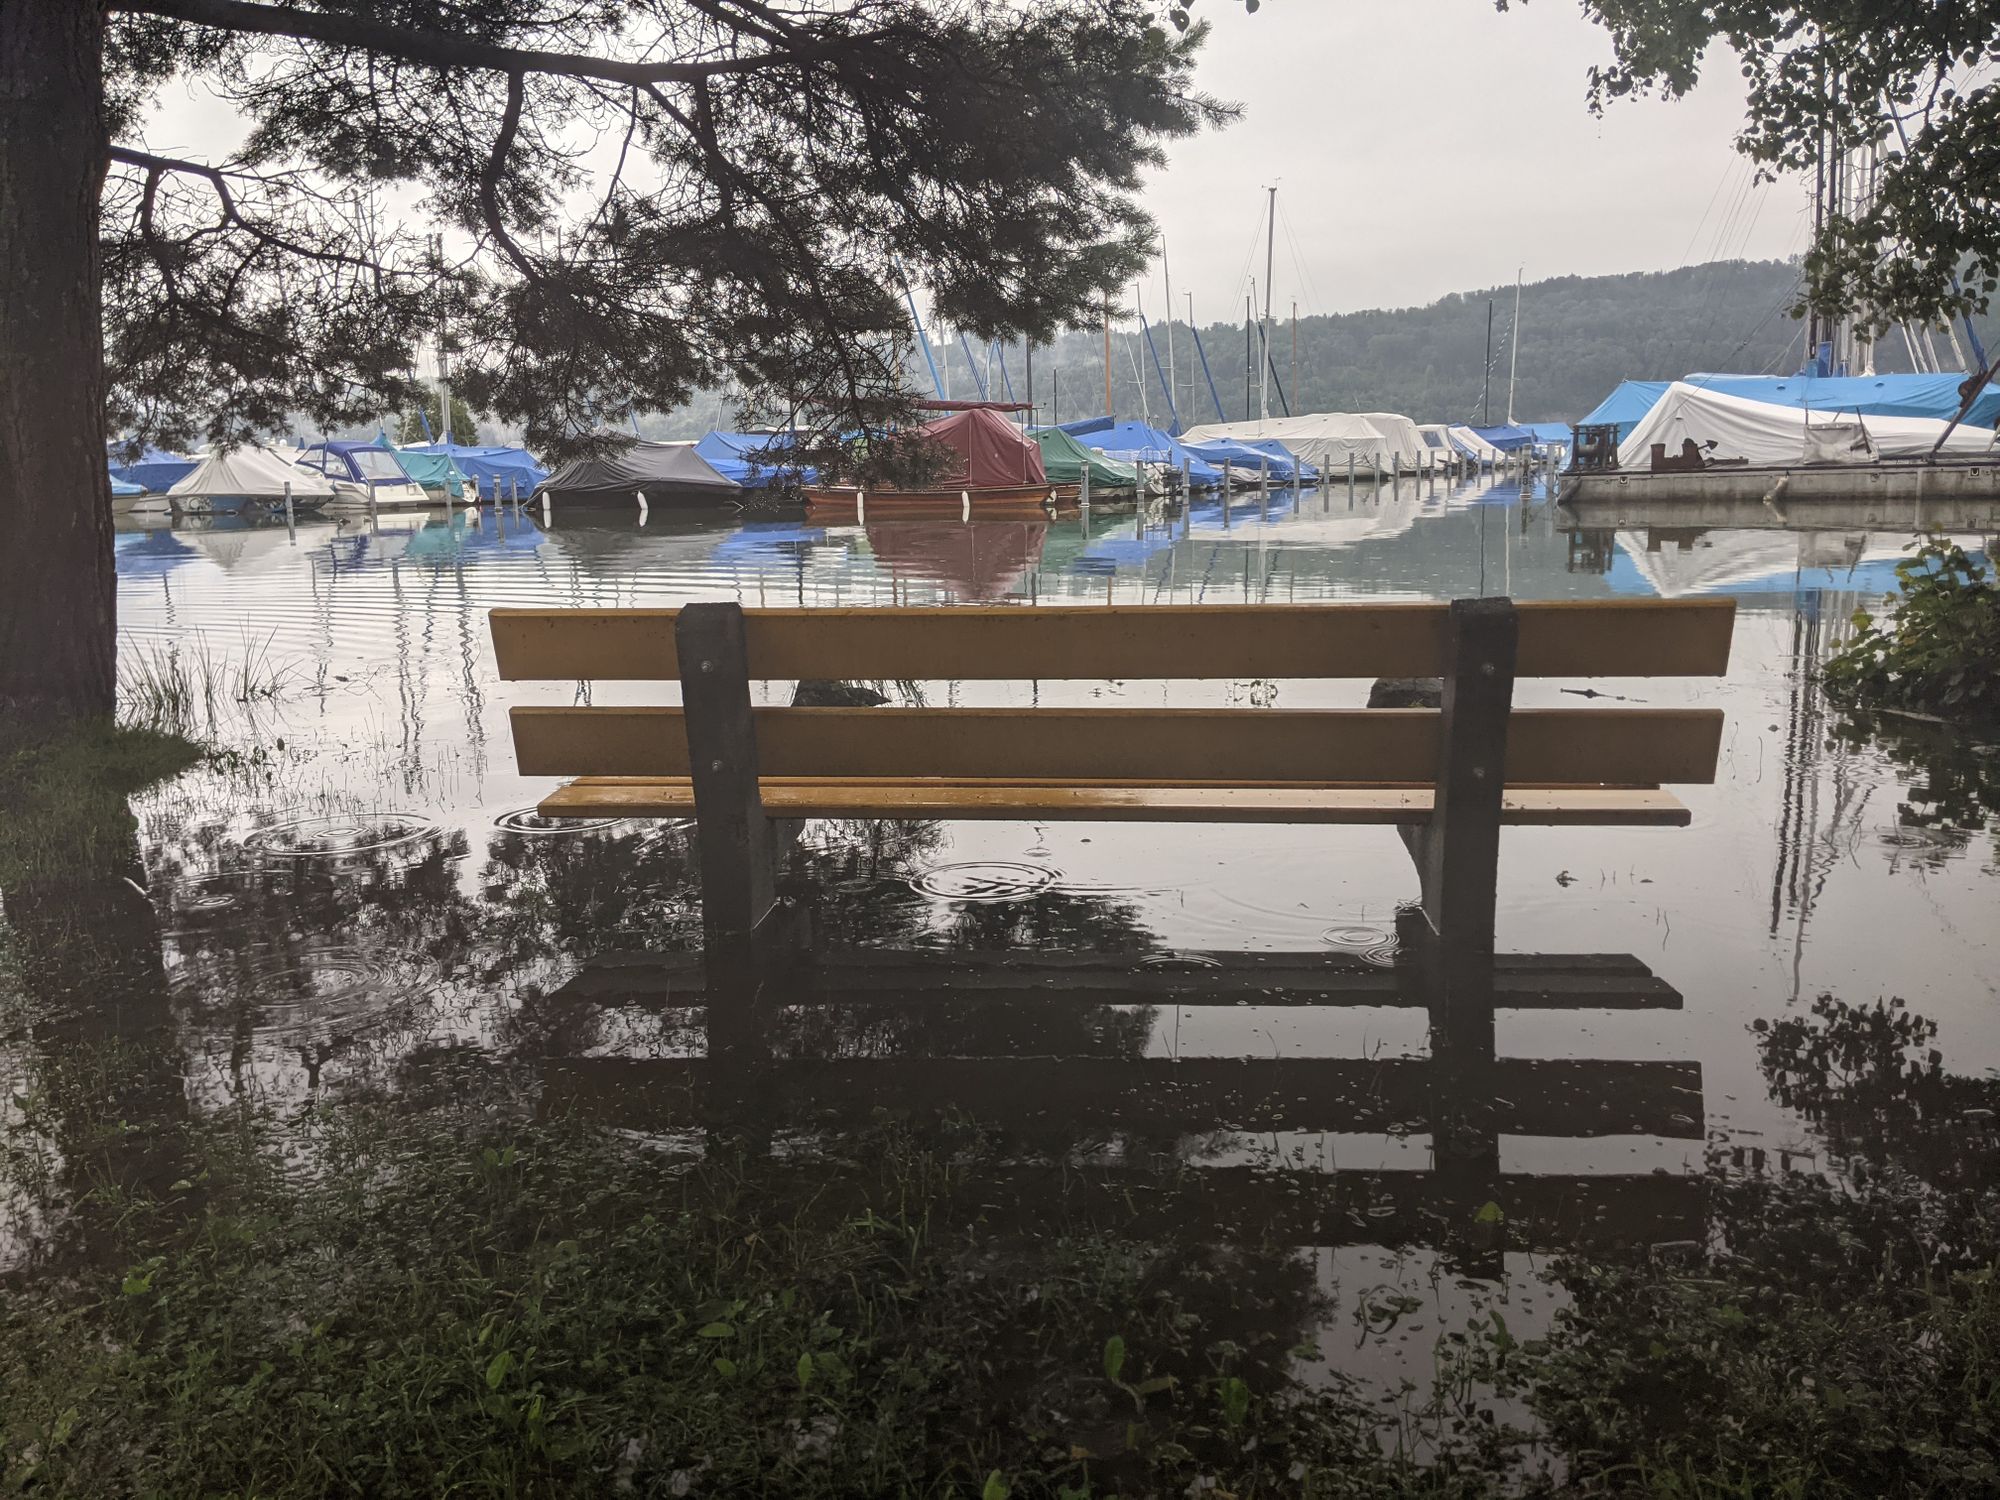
[118,631,296,734]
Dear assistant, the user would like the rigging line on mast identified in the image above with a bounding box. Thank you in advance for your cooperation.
[894,258,945,400]
[1674,157,1740,270]
[1274,195,1324,316]
[1123,311,1151,429]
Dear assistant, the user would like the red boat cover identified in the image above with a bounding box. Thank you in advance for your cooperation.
[917,407,1047,487]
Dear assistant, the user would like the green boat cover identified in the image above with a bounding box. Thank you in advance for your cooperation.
[374,431,469,497]
[1033,427,1139,490]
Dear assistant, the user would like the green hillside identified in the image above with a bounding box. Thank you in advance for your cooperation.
[929,259,1998,429]
[635,258,1998,438]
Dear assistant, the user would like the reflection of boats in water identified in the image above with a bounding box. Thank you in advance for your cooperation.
[806,482,1074,520]
[863,519,1048,602]
[1605,527,1989,598]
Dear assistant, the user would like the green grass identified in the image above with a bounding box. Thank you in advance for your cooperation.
[118,632,293,736]
[0,1099,1462,1499]
[0,718,200,892]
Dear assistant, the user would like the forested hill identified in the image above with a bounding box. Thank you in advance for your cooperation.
[634,258,1996,439]
[921,258,1997,430]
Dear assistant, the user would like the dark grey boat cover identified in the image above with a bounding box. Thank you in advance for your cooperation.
[541,440,744,500]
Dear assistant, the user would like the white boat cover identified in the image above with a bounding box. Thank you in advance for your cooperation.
[1414,424,1464,465]
[1356,413,1427,467]
[168,445,338,498]
[1447,425,1505,462]
[1180,413,1399,470]
[1617,381,2000,470]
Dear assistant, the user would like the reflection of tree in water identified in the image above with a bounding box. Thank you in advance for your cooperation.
[769,821,1162,1070]
[1755,993,2000,1199]
[1829,707,2000,870]
[2,746,195,1266]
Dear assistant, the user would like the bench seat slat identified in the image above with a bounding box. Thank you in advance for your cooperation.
[510,705,1724,785]
[536,777,1692,826]
[491,600,1736,682]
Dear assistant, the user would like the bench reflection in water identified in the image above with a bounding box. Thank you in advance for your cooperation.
[530,941,1705,1279]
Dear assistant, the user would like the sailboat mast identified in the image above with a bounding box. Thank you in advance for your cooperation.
[1260,185,1276,424]
[1505,267,1522,427]
[1244,289,1255,422]
[433,233,452,443]
[1482,299,1493,426]
[1102,295,1112,417]
[1291,300,1298,413]
[1161,233,1177,431]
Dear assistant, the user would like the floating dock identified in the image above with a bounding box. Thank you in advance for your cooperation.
[1559,458,2000,522]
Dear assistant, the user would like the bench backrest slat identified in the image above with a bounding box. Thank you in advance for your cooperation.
[491,600,1735,682]
[508,705,1726,786]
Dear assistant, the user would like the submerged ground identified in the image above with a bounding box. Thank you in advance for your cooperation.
[3,474,1998,1495]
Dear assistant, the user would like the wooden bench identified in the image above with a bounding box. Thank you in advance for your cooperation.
[491,597,1734,1055]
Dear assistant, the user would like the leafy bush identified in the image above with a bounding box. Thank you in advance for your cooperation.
[1823,537,2000,718]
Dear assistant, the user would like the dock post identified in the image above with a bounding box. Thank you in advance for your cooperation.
[1347,453,1356,501]
[283,481,295,541]
[1259,453,1269,493]
[1180,457,1190,509]
[1079,462,1091,513]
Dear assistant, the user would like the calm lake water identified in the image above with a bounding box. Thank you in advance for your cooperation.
[14,470,2000,1393]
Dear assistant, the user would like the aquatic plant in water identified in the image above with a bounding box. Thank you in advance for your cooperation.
[1824,536,2000,720]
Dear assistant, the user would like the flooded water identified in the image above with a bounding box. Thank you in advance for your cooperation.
[12,471,2000,1408]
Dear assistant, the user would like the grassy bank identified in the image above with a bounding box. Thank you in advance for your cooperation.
[0,1099,1449,1499]
[0,718,200,891]
[3,1072,1999,1498]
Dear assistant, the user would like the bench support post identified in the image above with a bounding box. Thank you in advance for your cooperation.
[1398,596,1517,1061]
[677,602,787,979]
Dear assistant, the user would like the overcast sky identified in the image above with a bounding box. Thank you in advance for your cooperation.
[1142,1,1809,321]
[142,2,1809,326]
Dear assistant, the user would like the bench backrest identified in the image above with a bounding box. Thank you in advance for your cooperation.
[493,600,1734,790]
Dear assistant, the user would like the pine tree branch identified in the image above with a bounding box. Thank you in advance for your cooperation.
[115,0,889,87]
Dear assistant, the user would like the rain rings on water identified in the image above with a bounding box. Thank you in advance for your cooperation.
[494,807,628,838]
[245,812,443,862]
[912,861,1060,902]
[1320,924,1401,968]
[174,944,420,1048]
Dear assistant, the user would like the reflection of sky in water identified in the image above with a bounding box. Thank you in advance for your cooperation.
[49,477,1996,1335]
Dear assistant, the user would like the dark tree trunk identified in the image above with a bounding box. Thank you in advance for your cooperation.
[0,0,114,720]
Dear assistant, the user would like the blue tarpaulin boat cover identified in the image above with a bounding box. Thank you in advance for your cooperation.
[1575,381,1674,442]
[109,470,145,497]
[1523,422,1575,448]
[401,441,548,499]
[1184,436,1315,484]
[1471,424,1538,452]
[109,444,199,492]
[1579,372,2000,445]
[1061,417,1225,487]
[1239,439,1318,482]
[1683,372,2000,430]
[696,431,815,488]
